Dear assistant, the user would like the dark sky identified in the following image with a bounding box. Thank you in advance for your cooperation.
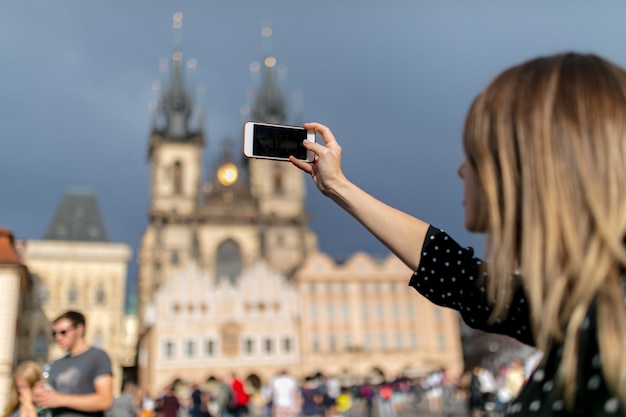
[2,1,626,286]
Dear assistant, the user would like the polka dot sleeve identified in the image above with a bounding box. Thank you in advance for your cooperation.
[408,226,535,346]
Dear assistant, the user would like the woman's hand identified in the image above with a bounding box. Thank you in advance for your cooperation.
[17,386,37,417]
[289,122,347,199]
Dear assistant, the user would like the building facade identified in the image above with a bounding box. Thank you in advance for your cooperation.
[17,189,134,392]
[136,23,463,397]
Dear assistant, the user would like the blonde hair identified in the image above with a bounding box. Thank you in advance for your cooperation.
[463,52,626,409]
[2,361,43,417]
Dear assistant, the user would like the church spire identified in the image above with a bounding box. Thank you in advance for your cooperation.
[250,23,287,124]
[158,12,197,140]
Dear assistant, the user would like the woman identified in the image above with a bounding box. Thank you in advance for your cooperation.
[2,361,42,417]
[290,52,626,415]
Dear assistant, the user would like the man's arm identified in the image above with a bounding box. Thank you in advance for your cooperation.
[34,374,114,412]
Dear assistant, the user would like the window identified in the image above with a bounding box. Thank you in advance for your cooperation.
[362,305,369,319]
[360,282,367,295]
[34,331,47,359]
[393,304,399,319]
[364,333,372,351]
[309,282,316,294]
[390,282,397,293]
[407,304,414,317]
[344,334,351,350]
[326,282,332,295]
[96,284,106,305]
[68,283,78,304]
[205,339,215,357]
[312,334,320,353]
[264,337,274,354]
[395,333,402,349]
[342,304,350,320]
[379,333,386,350]
[186,340,195,358]
[310,305,318,321]
[164,340,175,359]
[38,283,49,305]
[244,338,254,355]
[282,337,292,353]
[171,251,179,265]
[410,332,418,348]
[173,160,183,195]
[327,305,334,320]
[93,330,104,348]
[329,334,337,352]
[216,239,242,285]
[377,304,384,319]
[272,164,283,194]
[340,281,347,294]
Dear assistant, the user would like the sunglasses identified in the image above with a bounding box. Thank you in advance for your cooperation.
[52,328,73,337]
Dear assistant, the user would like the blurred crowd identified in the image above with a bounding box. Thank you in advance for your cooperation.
[91,352,544,417]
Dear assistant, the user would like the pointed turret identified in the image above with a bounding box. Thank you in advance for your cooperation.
[160,50,194,139]
[149,12,203,147]
[251,56,287,124]
[250,23,287,124]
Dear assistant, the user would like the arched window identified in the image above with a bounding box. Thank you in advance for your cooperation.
[173,160,183,195]
[216,239,242,285]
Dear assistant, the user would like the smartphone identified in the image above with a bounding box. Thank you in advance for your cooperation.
[242,121,316,162]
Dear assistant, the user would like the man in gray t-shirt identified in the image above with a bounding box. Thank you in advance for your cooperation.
[33,311,114,417]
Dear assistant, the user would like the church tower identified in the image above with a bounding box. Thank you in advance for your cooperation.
[138,13,204,327]
[246,25,312,274]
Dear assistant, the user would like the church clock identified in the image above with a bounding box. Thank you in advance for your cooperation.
[216,162,238,186]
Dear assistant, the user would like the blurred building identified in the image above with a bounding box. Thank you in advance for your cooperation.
[136,22,463,396]
[16,189,134,393]
[0,228,50,414]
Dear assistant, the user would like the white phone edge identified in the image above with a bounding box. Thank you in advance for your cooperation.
[242,121,316,162]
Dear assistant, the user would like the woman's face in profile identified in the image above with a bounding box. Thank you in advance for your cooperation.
[458,159,486,232]
[16,377,31,396]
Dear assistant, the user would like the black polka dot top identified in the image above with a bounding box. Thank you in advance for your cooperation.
[408,226,625,416]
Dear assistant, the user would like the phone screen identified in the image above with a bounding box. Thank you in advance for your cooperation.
[253,124,308,160]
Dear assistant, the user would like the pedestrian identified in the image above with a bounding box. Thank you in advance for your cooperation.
[376,382,396,417]
[2,361,42,417]
[358,380,374,417]
[214,376,234,417]
[290,52,626,415]
[32,310,114,417]
[229,373,249,417]
[334,387,352,417]
[106,380,139,417]
[192,384,213,417]
[269,370,298,417]
[300,376,324,417]
[157,385,179,417]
